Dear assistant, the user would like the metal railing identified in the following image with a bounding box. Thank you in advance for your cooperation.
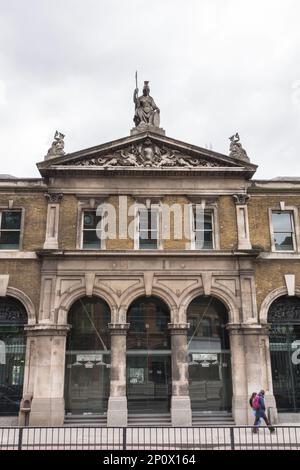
[0,426,299,450]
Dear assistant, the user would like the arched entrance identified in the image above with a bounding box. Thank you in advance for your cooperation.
[127,296,171,414]
[65,297,111,415]
[268,296,300,412]
[187,296,232,412]
[0,297,27,415]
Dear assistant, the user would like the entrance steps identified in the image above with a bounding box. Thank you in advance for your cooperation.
[64,414,107,427]
[64,412,234,427]
[192,412,234,426]
[128,413,171,427]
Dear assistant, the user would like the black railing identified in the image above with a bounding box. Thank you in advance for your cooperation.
[0,426,299,450]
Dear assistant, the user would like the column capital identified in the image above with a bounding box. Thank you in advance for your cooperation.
[44,192,64,204]
[108,323,130,335]
[25,324,70,337]
[233,194,250,205]
[168,323,190,335]
[226,322,270,335]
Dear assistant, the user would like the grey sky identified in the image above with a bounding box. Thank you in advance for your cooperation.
[0,0,300,178]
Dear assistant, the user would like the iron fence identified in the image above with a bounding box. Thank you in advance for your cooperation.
[0,426,299,450]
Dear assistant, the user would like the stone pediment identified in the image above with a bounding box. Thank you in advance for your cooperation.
[37,132,257,178]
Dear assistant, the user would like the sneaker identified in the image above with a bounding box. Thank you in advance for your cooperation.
[269,427,276,433]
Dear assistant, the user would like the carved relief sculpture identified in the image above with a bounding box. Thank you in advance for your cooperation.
[74,139,223,169]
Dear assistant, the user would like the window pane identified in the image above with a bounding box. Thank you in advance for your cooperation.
[0,231,20,249]
[150,210,158,231]
[195,210,212,230]
[139,238,158,249]
[274,233,294,251]
[195,230,213,249]
[139,210,148,230]
[83,230,101,249]
[1,212,21,230]
[272,212,292,232]
[83,211,101,229]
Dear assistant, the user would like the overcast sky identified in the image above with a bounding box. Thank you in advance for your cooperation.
[0,0,300,179]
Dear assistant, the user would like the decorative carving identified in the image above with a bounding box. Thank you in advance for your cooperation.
[268,296,300,324]
[74,139,223,169]
[44,193,64,203]
[0,298,27,324]
[229,133,249,161]
[46,131,65,158]
[233,194,250,205]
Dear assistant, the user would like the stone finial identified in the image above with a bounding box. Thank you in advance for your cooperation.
[229,133,249,162]
[45,131,65,159]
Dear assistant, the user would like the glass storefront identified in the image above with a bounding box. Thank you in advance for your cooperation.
[0,297,27,415]
[65,297,111,415]
[127,297,171,414]
[187,296,232,412]
[269,296,300,412]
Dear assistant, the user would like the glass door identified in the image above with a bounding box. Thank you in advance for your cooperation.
[65,297,111,416]
[126,296,171,414]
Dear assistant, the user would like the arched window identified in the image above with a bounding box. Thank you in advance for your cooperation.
[127,296,171,414]
[268,296,300,412]
[0,297,27,415]
[65,297,111,415]
[187,296,232,412]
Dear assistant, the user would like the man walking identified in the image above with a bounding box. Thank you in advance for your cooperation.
[252,390,275,433]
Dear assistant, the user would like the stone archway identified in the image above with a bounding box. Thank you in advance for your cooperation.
[186,295,233,414]
[0,296,27,416]
[64,296,111,416]
[126,296,172,415]
[268,295,300,414]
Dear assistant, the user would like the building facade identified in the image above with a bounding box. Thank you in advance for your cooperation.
[0,94,300,427]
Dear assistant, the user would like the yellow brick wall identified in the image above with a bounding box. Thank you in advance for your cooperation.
[218,196,238,250]
[106,195,135,250]
[162,196,190,249]
[59,195,78,250]
[248,195,300,251]
[255,260,300,312]
[0,260,41,313]
[0,193,47,251]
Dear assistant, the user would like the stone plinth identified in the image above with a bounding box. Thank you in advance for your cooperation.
[130,124,165,136]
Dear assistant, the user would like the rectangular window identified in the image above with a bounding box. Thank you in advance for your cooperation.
[138,207,159,249]
[192,208,214,249]
[0,211,22,249]
[271,211,295,251]
[82,210,102,249]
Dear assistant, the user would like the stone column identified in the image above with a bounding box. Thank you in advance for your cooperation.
[43,193,63,250]
[107,323,129,427]
[233,194,252,250]
[228,323,277,425]
[20,324,70,426]
[227,324,248,425]
[168,323,192,427]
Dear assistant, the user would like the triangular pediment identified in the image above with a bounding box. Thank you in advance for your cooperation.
[37,132,257,178]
